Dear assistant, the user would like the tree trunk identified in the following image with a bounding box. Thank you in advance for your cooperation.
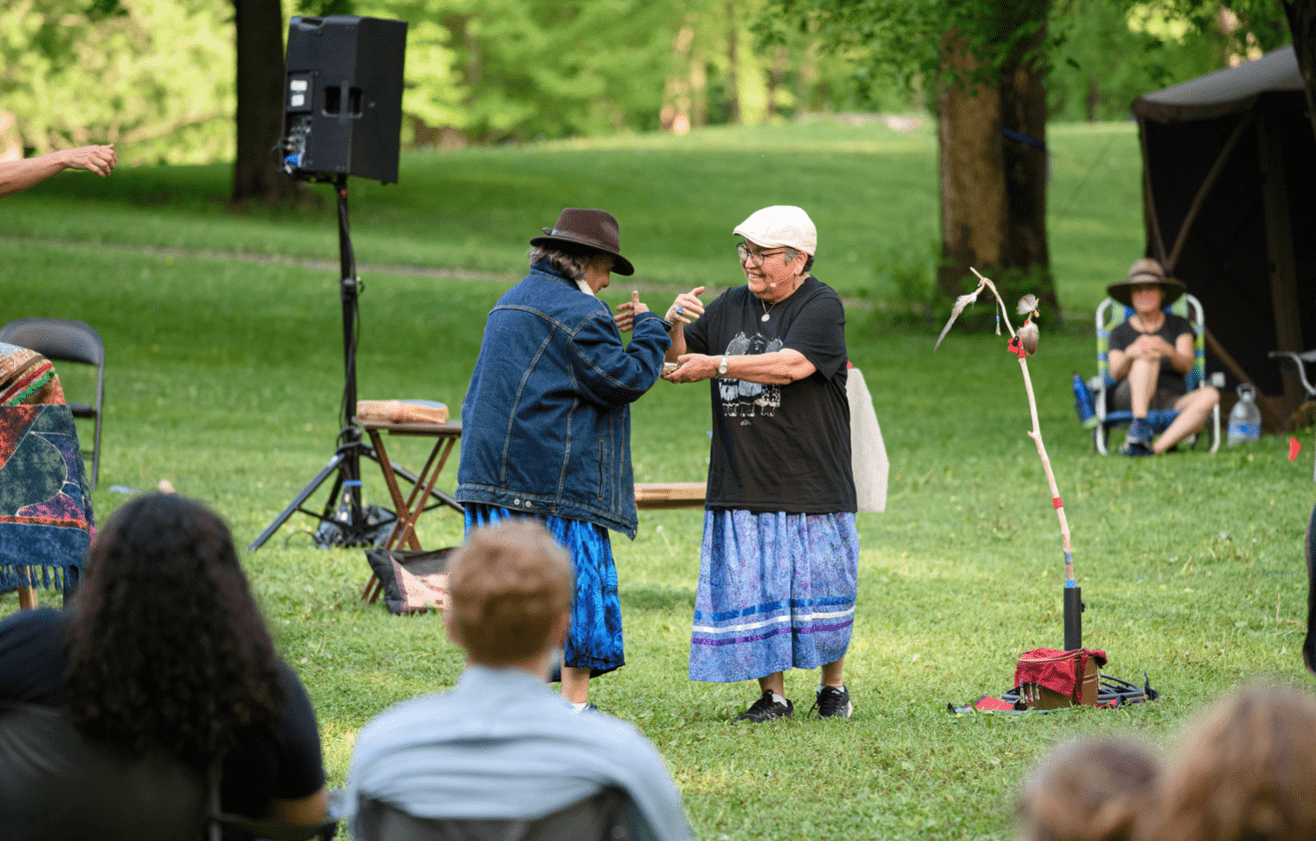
[661,18,697,133]
[936,28,1006,307]
[998,0,1059,321]
[725,1,741,124]
[767,46,788,118]
[232,0,298,205]
[935,5,1060,328]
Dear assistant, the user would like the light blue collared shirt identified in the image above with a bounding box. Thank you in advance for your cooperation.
[342,665,692,841]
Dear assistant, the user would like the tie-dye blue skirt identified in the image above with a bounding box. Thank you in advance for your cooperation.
[464,503,624,676]
[689,509,859,683]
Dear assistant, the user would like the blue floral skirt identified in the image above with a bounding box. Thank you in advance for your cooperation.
[689,509,859,683]
[464,503,623,676]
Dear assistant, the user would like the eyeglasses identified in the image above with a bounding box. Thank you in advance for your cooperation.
[737,242,787,267]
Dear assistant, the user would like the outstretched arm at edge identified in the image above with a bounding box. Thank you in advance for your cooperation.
[0,144,117,198]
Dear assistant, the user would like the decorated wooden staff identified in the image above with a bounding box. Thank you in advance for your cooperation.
[1304,499,1316,674]
[935,268,1083,651]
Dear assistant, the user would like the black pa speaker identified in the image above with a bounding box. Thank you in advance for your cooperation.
[281,15,407,183]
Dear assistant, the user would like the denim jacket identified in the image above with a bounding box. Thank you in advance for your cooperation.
[456,264,671,538]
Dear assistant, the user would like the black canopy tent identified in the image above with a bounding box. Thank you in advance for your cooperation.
[1133,46,1316,432]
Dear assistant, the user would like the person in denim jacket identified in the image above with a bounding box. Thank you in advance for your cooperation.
[457,208,671,711]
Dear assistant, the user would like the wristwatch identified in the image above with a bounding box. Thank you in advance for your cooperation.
[717,355,729,378]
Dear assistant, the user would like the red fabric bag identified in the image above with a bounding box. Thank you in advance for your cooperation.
[1015,648,1107,707]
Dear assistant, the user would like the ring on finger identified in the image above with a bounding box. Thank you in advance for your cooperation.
[675,305,684,316]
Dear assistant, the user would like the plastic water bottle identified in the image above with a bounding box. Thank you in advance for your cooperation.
[1227,383,1261,446]
[1072,372,1098,429]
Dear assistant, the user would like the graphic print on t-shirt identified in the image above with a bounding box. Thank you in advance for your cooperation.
[718,331,782,423]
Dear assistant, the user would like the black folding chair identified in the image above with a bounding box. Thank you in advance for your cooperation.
[0,702,337,841]
[354,786,654,841]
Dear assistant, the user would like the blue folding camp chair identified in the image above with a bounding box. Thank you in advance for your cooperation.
[1092,293,1221,454]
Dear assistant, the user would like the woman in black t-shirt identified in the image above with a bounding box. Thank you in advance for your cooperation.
[661,205,858,724]
[1106,258,1219,456]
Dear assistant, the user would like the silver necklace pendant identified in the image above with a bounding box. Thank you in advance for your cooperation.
[760,311,770,322]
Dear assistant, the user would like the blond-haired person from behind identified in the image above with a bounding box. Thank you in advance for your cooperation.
[343,520,694,841]
[1017,737,1159,841]
[1140,683,1316,841]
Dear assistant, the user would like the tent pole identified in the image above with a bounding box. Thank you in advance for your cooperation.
[1137,116,1168,261]
[1166,112,1254,272]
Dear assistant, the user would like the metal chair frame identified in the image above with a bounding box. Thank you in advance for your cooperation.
[1268,349,1316,481]
[1,701,336,841]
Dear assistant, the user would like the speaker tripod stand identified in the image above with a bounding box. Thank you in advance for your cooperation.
[247,175,459,552]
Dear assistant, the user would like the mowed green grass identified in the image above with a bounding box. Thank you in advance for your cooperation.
[3,119,1311,841]
[2,119,1140,311]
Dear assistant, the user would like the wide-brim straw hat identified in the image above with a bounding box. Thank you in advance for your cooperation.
[1107,258,1186,307]
[529,208,635,276]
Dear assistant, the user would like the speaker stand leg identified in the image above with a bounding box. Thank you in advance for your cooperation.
[246,449,351,552]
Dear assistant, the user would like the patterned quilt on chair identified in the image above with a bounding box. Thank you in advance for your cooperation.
[0,404,94,592]
[0,342,66,406]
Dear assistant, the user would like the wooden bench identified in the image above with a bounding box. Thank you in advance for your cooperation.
[634,481,705,510]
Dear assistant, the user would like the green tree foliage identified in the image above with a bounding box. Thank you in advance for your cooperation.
[366,0,683,143]
[756,0,1032,89]
[364,0,873,144]
[754,0,1304,321]
[758,0,1293,120]
[758,0,1063,317]
[1,0,234,165]
[3,0,902,169]
[1046,1,1292,121]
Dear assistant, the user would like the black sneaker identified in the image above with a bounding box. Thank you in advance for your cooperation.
[732,690,794,723]
[811,685,853,719]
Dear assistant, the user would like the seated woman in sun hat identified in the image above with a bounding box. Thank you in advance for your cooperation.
[660,205,858,723]
[1106,257,1219,456]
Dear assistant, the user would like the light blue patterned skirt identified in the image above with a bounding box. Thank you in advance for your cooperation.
[689,509,859,683]
[464,503,624,676]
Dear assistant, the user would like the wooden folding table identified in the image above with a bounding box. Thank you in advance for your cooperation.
[358,418,464,552]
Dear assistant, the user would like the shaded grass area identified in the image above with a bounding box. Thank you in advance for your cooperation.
[2,120,1311,841]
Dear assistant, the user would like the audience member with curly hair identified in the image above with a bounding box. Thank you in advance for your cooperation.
[1017,737,1160,841]
[1140,683,1316,841]
[0,492,328,824]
